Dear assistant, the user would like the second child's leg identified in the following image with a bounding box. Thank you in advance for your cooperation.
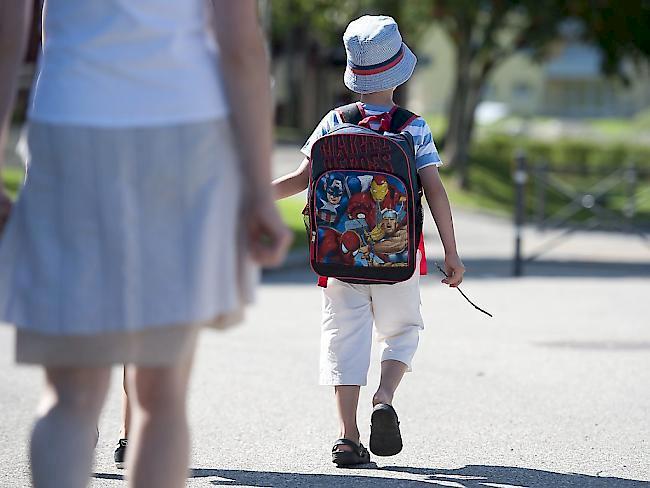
[119,366,130,439]
[114,366,130,469]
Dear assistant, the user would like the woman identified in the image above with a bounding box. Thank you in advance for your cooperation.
[0,1,291,487]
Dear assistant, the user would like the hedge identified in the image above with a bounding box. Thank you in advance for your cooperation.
[470,135,650,175]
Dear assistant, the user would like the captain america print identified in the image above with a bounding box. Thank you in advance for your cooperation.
[314,172,359,231]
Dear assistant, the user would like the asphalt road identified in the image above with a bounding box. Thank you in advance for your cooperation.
[1,263,649,487]
[1,144,649,486]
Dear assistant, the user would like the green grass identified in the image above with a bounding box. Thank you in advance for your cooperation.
[440,158,650,227]
[440,171,513,217]
[2,166,24,200]
[588,108,650,136]
[588,118,635,136]
[276,195,309,249]
[469,111,650,144]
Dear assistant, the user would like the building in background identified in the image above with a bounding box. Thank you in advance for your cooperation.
[410,26,650,120]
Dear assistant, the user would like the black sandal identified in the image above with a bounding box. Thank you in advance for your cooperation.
[331,438,371,467]
[370,403,403,456]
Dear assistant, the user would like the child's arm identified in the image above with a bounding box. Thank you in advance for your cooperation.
[272,157,310,200]
[419,165,465,287]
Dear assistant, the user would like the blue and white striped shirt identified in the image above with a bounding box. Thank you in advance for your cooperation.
[301,103,442,171]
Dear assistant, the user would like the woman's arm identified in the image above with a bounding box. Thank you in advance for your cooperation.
[272,158,310,200]
[419,165,465,286]
[0,0,32,233]
[211,1,291,265]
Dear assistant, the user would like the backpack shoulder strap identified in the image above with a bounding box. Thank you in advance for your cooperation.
[335,102,364,125]
[389,107,419,133]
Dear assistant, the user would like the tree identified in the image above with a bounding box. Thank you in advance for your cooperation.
[564,1,650,79]
[269,1,367,133]
[427,1,567,188]
[268,0,430,133]
[428,0,650,188]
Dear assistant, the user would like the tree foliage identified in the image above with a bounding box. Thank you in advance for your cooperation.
[268,0,432,131]
[427,1,566,186]
[563,0,650,79]
[268,0,431,53]
[417,0,650,187]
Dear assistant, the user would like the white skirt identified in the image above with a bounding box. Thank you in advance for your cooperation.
[0,120,257,364]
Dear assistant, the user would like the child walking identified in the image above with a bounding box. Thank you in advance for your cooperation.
[274,15,464,466]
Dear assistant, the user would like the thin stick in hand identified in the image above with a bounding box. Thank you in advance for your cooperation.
[434,262,493,318]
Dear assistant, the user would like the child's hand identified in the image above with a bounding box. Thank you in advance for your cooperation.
[442,253,465,288]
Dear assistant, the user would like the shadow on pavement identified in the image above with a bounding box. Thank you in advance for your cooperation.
[92,473,123,480]
[189,467,434,486]
[92,465,649,487]
[262,257,650,284]
[460,258,650,278]
[381,465,650,487]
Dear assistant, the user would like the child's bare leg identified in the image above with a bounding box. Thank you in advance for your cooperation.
[335,385,360,450]
[119,366,130,439]
[372,360,407,406]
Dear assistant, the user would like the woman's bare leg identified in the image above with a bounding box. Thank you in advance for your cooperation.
[30,367,111,488]
[125,338,197,488]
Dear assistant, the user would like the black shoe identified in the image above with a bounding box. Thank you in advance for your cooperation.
[331,438,371,467]
[114,438,128,469]
[370,403,403,456]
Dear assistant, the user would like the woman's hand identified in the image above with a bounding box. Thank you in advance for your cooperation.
[442,252,465,288]
[247,196,293,268]
[0,189,12,237]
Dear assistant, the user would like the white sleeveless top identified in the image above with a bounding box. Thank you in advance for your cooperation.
[29,0,229,126]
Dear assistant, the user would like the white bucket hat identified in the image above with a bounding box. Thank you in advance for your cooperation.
[343,15,417,94]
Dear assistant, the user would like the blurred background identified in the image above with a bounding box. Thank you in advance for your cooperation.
[3,0,650,270]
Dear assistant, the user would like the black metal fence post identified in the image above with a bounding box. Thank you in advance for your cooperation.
[536,159,548,229]
[513,151,528,277]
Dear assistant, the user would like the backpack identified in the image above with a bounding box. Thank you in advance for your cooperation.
[305,102,425,285]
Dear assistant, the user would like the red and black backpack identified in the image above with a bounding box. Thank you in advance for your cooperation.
[306,102,426,285]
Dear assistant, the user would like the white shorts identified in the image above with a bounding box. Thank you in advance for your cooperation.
[319,256,424,386]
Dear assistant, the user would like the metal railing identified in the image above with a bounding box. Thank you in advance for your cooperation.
[512,152,650,276]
